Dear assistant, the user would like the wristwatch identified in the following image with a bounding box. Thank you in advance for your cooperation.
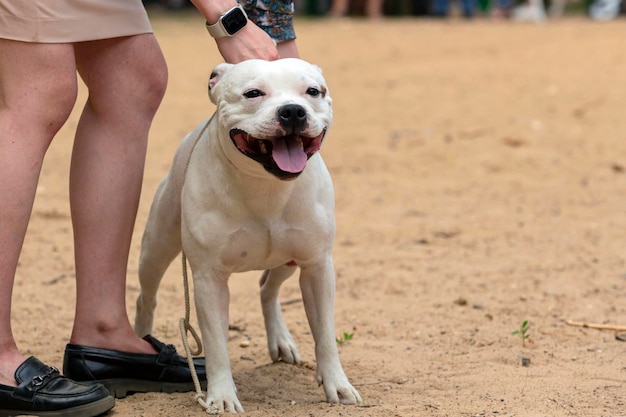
[205,5,248,38]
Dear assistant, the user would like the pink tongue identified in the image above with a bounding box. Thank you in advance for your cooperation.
[272,137,307,173]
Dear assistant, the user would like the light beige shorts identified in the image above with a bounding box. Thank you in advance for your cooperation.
[0,0,152,43]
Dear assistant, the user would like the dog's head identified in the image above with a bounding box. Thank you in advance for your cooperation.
[208,58,333,180]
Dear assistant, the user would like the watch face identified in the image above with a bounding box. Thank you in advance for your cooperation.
[223,8,247,35]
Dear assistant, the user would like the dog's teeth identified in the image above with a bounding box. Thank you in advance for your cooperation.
[297,136,304,150]
[259,142,267,154]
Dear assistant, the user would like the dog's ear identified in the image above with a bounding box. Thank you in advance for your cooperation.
[208,63,234,104]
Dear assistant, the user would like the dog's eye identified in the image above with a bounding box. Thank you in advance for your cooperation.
[243,89,265,99]
[306,87,321,97]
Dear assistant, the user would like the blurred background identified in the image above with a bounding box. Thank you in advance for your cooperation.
[142,0,625,21]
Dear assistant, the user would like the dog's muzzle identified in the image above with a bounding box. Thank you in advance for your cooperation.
[229,126,326,180]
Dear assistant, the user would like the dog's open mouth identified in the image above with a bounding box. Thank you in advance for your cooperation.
[230,128,326,179]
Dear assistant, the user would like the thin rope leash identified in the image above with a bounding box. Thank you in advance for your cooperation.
[177,117,213,409]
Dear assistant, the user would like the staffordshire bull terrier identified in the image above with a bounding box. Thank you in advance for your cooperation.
[134,58,362,414]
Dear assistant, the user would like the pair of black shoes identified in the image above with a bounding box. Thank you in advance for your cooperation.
[0,335,206,417]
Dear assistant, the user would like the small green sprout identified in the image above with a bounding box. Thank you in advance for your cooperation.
[155,324,176,339]
[336,332,354,345]
[512,320,531,347]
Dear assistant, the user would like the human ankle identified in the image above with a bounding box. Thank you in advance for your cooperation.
[0,350,26,387]
[70,323,156,355]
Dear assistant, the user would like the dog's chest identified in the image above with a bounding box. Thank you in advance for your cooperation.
[220,220,310,272]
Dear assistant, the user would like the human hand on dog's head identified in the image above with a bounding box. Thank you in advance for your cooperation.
[215,24,280,63]
[189,0,279,63]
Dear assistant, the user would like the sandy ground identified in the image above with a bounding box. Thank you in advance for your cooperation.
[12,12,626,417]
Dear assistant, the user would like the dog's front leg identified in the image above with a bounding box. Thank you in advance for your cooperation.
[299,258,363,405]
[194,271,244,414]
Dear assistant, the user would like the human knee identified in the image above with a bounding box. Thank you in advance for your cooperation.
[0,41,78,139]
[43,74,78,136]
[1,70,77,139]
[112,56,167,122]
[75,36,168,122]
[137,37,168,113]
[28,73,77,138]
[135,55,168,117]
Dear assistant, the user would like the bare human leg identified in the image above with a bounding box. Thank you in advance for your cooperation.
[329,0,350,17]
[0,39,78,387]
[68,34,167,354]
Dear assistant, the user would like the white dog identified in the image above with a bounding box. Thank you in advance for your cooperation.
[135,58,362,414]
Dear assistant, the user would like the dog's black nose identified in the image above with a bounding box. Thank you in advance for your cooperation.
[277,104,307,132]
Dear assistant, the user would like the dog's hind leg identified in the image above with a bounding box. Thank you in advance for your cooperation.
[259,264,300,364]
[134,176,183,337]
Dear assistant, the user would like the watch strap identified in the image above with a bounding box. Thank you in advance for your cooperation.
[205,5,247,38]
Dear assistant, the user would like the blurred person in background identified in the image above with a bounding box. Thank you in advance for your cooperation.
[588,0,623,19]
[0,0,295,416]
[431,0,477,17]
[477,0,513,18]
[328,0,385,17]
[510,0,547,20]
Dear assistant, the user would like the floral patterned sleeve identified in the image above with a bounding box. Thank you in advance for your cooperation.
[239,0,296,43]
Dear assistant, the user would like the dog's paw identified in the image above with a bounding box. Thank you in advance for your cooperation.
[202,384,244,414]
[317,371,363,406]
[323,381,363,405]
[268,333,301,365]
[202,396,244,415]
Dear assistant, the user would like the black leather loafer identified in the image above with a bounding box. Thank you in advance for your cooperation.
[0,356,114,417]
[63,335,206,398]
